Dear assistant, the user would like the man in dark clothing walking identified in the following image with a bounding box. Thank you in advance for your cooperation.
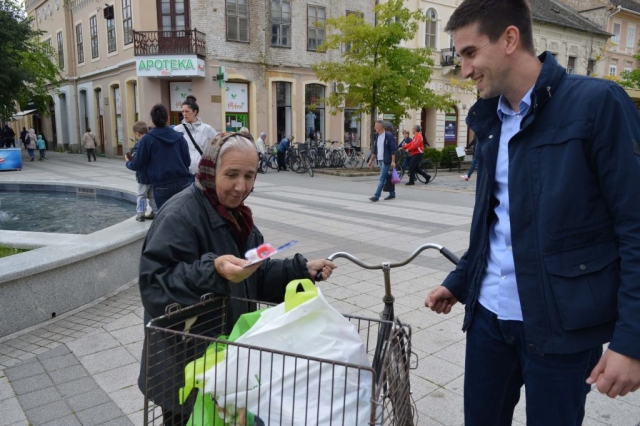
[19,127,28,148]
[2,125,15,148]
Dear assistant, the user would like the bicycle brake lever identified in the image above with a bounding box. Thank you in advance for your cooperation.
[314,271,323,282]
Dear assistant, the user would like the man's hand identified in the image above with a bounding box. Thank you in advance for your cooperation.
[368,158,374,169]
[425,286,458,314]
[306,259,336,281]
[586,349,640,397]
[214,255,262,283]
[391,161,396,169]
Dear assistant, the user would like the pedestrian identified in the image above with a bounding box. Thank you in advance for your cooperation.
[239,126,254,142]
[2,124,15,148]
[402,125,431,185]
[277,135,293,171]
[36,134,46,160]
[367,120,397,201]
[255,132,267,156]
[136,131,336,424]
[398,130,412,170]
[425,1,640,425]
[129,121,158,222]
[461,138,478,181]
[25,128,36,161]
[173,95,217,178]
[82,127,97,162]
[125,103,192,209]
[19,127,27,148]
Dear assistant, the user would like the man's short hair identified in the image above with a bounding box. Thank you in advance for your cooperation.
[133,121,149,134]
[445,0,535,56]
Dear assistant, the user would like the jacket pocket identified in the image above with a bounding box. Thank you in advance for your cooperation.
[544,240,619,330]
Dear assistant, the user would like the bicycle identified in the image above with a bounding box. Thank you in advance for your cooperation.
[395,149,437,184]
[315,243,460,425]
[257,152,268,174]
[142,243,459,425]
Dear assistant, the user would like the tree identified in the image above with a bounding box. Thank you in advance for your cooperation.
[0,0,61,122]
[311,0,452,139]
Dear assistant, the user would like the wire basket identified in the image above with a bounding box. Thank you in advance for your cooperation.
[142,295,416,425]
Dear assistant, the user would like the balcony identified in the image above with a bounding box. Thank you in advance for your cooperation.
[440,47,461,67]
[133,29,206,57]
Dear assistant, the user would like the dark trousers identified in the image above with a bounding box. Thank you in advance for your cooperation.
[277,150,287,170]
[408,154,430,182]
[464,303,602,426]
[153,178,191,209]
[39,149,46,159]
[86,148,96,161]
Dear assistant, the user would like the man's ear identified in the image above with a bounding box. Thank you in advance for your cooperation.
[504,25,520,55]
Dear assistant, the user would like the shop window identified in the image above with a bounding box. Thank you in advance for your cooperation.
[224,82,250,132]
[307,5,325,51]
[76,24,84,63]
[444,107,458,147]
[227,0,249,42]
[113,86,123,155]
[305,84,325,142]
[271,0,291,47]
[275,81,292,142]
[344,109,361,147]
[90,15,99,58]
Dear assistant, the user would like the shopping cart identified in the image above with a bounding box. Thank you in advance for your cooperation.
[142,243,460,425]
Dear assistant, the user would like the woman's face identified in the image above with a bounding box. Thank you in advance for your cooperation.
[215,149,258,208]
[181,105,197,123]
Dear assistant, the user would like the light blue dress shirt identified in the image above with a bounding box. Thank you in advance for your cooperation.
[478,87,534,321]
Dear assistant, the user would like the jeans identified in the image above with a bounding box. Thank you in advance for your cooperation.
[464,303,602,426]
[86,148,96,161]
[153,179,191,209]
[27,148,35,159]
[136,183,158,214]
[374,160,395,199]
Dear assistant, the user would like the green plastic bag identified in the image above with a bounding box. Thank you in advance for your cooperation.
[182,308,267,426]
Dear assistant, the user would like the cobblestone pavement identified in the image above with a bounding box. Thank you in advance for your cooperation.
[0,151,639,425]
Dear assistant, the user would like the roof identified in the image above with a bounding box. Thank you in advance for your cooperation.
[530,0,612,36]
[612,0,640,13]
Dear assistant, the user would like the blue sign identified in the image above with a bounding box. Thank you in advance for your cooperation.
[0,149,23,171]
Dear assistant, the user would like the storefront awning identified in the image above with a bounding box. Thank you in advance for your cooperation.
[11,109,37,120]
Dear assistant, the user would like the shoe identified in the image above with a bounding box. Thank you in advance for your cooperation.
[88,160,91,162]
[136,213,145,222]
[369,197,379,202]
[384,195,396,200]
[144,212,156,220]
[405,181,415,186]
[30,158,34,161]
[38,158,43,161]
[425,175,432,183]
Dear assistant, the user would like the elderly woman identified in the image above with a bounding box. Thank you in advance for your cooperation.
[137,132,336,424]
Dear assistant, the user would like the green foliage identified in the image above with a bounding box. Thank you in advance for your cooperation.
[422,148,441,165]
[0,0,62,121]
[311,0,452,129]
[0,245,28,258]
[439,146,460,168]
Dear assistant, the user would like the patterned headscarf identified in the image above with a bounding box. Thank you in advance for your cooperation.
[195,132,255,245]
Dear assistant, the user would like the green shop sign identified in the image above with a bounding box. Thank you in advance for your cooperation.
[136,55,206,78]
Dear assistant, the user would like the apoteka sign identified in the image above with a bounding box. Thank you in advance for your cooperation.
[136,55,205,77]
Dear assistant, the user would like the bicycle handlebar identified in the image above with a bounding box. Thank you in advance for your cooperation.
[315,243,460,281]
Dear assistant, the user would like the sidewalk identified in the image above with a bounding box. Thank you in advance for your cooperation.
[0,151,638,425]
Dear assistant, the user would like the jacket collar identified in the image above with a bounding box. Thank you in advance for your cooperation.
[467,51,566,136]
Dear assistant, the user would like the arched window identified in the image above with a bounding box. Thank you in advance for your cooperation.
[425,9,437,49]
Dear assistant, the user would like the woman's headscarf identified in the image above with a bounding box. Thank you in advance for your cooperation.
[195,132,255,245]
[28,128,36,144]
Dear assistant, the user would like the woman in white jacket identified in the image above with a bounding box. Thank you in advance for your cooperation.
[173,95,217,176]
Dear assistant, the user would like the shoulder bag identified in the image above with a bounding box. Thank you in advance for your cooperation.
[183,125,203,156]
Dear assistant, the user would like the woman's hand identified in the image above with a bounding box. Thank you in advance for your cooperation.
[306,259,337,281]
[214,255,262,283]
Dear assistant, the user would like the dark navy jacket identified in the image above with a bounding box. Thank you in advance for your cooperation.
[126,126,191,186]
[371,131,397,164]
[131,141,151,185]
[443,52,640,359]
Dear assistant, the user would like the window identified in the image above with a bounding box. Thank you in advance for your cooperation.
[90,15,99,58]
[567,56,575,74]
[122,0,132,45]
[271,0,291,47]
[587,59,595,76]
[76,24,84,63]
[275,82,292,141]
[425,8,437,48]
[107,15,116,53]
[613,22,621,44]
[307,5,325,51]
[57,31,64,69]
[610,65,617,76]
[305,84,325,141]
[343,10,362,52]
[227,0,249,42]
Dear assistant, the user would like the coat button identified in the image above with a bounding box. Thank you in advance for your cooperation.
[527,344,536,352]
[579,264,587,271]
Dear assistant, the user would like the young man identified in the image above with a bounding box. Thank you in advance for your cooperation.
[425,1,640,425]
[367,120,397,201]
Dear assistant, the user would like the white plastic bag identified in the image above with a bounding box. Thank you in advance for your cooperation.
[203,279,373,425]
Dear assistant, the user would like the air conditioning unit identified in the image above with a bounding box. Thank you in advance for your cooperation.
[103,5,114,20]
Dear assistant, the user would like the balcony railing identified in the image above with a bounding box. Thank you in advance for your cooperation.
[440,47,461,67]
[133,29,206,57]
